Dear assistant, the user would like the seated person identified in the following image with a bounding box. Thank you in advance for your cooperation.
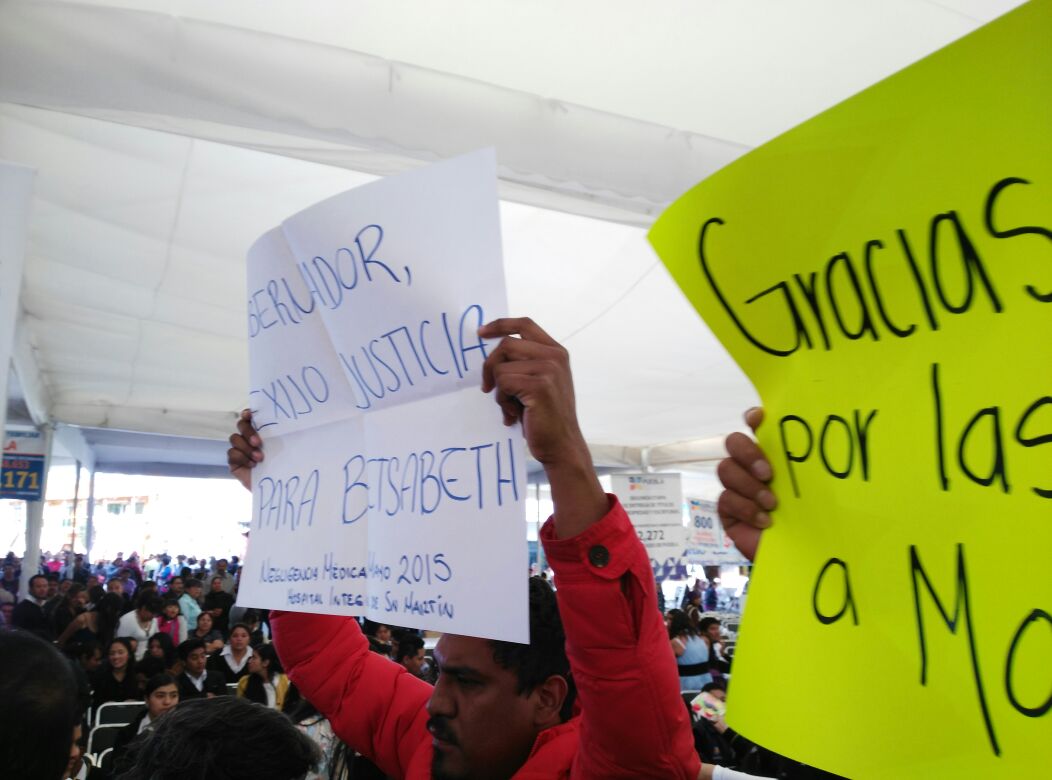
[138,632,180,680]
[176,638,227,699]
[362,619,393,657]
[91,638,141,709]
[111,673,180,765]
[394,634,428,679]
[202,576,235,635]
[154,599,187,645]
[669,608,713,691]
[116,595,163,660]
[237,643,300,712]
[188,610,224,653]
[65,639,103,718]
[227,318,702,779]
[698,617,730,680]
[207,623,254,683]
[66,723,108,780]
[178,578,203,631]
[241,608,270,647]
[113,697,318,780]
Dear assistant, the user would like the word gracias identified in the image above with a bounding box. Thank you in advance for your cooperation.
[699,177,1050,357]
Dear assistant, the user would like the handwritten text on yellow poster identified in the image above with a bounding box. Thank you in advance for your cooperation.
[649,2,1050,777]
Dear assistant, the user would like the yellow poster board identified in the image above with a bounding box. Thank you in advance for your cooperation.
[648,2,1051,777]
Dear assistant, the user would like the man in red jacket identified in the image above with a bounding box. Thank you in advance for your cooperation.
[229,317,703,779]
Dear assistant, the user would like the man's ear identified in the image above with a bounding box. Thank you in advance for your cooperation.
[531,674,569,727]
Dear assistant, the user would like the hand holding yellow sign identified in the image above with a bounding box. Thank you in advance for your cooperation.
[649,2,1050,777]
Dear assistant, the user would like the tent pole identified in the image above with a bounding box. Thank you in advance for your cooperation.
[85,468,96,562]
[70,459,81,551]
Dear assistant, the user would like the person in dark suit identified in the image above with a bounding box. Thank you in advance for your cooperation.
[176,638,226,699]
[111,673,180,767]
[12,574,54,640]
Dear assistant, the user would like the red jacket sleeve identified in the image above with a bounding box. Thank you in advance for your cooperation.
[271,611,431,779]
[542,496,700,779]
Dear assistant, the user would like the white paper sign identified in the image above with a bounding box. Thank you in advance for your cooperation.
[239,150,529,642]
[684,497,750,566]
[610,473,686,572]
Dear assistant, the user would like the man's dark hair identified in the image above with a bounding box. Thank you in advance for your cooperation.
[146,632,177,668]
[177,637,206,662]
[115,697,319,779]
[667,608,698,638]
[361,619,388,637]
[69,637,101,663]
[699,617,721,633]
[28,573,48,589]
[229,622,252,637]
[395,633,425,664]
[0,631,79,780]
[145,672,178,698]
[136,593,164,614]
[184,578,202,589]
[701,681,726,694]
[490,576,576,722]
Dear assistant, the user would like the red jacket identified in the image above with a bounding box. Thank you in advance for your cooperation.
[271,496,699,779]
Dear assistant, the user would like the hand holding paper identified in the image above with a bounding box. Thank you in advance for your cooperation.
[716,407,774,561]
[479,316,607,540]
[228,409,263,491]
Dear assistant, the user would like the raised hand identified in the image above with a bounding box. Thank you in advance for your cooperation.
[478,317,607,538]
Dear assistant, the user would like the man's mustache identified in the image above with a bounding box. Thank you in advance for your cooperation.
[427,717,458,745]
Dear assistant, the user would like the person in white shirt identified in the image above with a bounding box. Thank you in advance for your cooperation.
[207,623,254,683]
[115,595,162,661]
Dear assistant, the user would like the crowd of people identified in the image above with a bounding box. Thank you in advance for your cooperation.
[1,317,844,780]
[0,545,455,779]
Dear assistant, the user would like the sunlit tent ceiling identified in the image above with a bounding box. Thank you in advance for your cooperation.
[0,0,1024,475]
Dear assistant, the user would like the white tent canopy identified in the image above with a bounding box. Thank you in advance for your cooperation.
[0,0,1024,473]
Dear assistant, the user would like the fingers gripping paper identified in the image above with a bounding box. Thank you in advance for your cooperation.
[240,150,530,643]
[648,4,1050,777]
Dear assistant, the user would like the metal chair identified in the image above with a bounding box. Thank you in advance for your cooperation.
[95,701,145,726]
[96,747,115,775]
[87,724,123,756]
